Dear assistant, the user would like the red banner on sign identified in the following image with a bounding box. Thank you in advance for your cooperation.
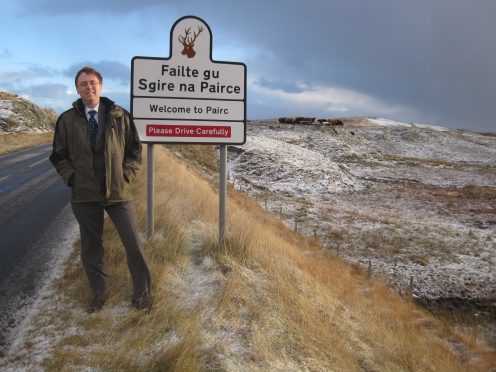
[146,124,232,138]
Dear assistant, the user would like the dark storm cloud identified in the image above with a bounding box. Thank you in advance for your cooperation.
[257,77,306,94]
[0,79,70,111]
[0,66,59,98]
[27,83,68,99]
[63,61,130,85]
[0,66,55,85]
[207,0,496,129]
[16,0,496,130]
[17,0,179,15]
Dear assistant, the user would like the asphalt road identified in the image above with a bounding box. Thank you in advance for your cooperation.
[0,144,78,356]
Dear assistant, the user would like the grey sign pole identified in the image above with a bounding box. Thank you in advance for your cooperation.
[131,16,246,243]
[147,143,154,240]
[219,145,227,244]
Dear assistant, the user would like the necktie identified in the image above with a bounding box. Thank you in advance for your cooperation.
[88,110,98,147]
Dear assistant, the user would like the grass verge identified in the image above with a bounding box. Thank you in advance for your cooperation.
[0,132,54,154]
[3,144,494,371]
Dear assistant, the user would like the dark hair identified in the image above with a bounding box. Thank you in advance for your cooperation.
[75,66,103,87]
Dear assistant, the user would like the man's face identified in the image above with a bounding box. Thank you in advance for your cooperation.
[76,72,102,108]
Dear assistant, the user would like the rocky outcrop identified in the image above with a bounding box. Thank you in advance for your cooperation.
[0,91,57,133]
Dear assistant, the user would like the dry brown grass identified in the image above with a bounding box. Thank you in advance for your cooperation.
[214,195,493,370]
[6,144,494,371]
[0,132,54,154]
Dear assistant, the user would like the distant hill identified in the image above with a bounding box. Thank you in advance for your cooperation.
[232,118,496,301]
[0,91,57,133]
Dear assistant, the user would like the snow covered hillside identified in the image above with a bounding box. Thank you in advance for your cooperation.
[228,118,496,301]
[0,91,57,134]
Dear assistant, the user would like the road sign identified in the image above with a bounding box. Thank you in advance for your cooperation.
[131,16,246,144]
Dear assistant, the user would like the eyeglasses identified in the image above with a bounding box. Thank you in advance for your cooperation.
[78,80,100,88]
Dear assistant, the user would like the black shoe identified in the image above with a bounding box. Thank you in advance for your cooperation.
[87,296,106,314]
[131,295,154,312]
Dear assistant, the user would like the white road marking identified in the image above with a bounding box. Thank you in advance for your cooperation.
[29,158,47,167]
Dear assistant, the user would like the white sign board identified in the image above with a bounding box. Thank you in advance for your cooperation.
[131,16,246,144]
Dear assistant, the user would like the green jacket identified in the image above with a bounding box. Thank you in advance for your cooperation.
[50,97,142,203]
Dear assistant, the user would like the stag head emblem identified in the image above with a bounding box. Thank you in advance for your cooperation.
[178,26,204,58]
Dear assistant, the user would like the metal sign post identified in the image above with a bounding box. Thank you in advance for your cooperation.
[146,143,154,240]
[130,15,246,242]
[219,145,227,243]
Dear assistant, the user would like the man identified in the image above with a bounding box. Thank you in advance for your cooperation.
[50,66,152,313]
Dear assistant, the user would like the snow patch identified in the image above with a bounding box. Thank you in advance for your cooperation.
[234,133,363,199]
[369,117,450,132]
[229,120,496,301]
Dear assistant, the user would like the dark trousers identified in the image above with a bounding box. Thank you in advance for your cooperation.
[71,201,151,300]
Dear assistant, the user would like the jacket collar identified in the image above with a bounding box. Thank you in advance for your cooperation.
[73,96,115,116]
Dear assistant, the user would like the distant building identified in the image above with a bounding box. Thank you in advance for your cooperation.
[278,116,316,124]
[317,119,344,126]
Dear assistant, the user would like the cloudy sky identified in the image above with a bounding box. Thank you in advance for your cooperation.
[1,0,495,131]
